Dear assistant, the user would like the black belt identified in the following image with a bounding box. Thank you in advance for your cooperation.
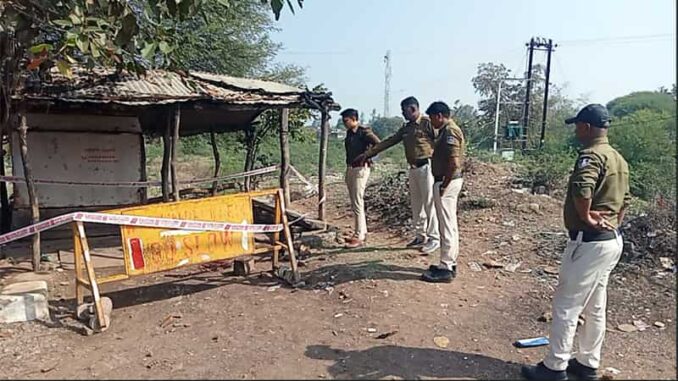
[434,173,463,182]
[568,230,618,242]
[409,158,430,168]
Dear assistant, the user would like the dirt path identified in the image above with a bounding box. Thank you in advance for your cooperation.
[0,163,675,380]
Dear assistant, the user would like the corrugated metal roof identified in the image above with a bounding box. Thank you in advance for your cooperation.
[18,68,324,107]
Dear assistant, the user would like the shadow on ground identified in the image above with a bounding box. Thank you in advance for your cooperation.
[306,344,520,380]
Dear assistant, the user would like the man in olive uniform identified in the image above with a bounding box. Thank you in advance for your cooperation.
[522,104,630,381]
[353,97,440,254]
[421,101,465,283]
[341,108,381,248]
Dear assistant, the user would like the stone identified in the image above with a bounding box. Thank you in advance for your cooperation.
[616,323,637,333]
[433,336,450,348]
[538,312,552,322]
[233,257,255,276]
[0,293,49,323]
[528,203,541,213]
[654,321,666,328]
[1,281,48,297]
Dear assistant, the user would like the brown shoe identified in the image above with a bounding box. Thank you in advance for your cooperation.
[344,237,365,248]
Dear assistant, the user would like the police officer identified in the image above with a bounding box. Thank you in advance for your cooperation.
[421,101,465,283]
[522,104,630,381]
[353,96,440,254]
[341,108,381,248]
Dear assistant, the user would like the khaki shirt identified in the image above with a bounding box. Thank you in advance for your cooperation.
[431,119,465,178]
[365,115,434,165]
[344,126,380,165]
[564,136,631,231]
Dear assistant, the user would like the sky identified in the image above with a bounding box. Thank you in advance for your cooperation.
[271,0,676,120]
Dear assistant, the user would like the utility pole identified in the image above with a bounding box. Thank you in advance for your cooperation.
[383,50,391,117]
[539,39,555,148]
[522,38,535,151]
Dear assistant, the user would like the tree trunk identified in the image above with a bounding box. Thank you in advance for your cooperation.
[17,113,40,270]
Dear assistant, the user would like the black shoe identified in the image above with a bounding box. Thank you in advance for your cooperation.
[422,268,453,283]
[566,359,598,380]
[521,362,568,381]
[407,236,426,248]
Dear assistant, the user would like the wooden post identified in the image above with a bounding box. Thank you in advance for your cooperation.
[139,134,148,204]
[279,108,291,206]
[161,113,172,202]
[17,113,41,271]
[210,128,220,196]
[243,125,257,191]
[317,108,330,221]
[171,105,180,201]
[0,130,10,233]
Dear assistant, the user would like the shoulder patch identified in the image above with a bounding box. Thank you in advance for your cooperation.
[578,157,591,169]
[446,135,455,145]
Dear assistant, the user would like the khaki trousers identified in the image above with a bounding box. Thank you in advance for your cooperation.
[408,163,439,242]
[345,166,370,240]
[544,232,623,371]
[433,178,463,270]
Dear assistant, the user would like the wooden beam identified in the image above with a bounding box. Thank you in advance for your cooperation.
[16,113,41,271]
[243,125,257,191]
[210,128,220,196]
[139,133,148,204]
[171,105,180,201]
[279,108,291,206]
[318,109,330,221]
[161,113,171,202]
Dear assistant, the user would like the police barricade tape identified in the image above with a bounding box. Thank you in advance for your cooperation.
[0,212,283,246]
[0,165,279,188]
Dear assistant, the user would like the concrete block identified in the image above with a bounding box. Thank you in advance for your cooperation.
[0,293,50,324]
[1,281,49,297]
[233,257,255,276]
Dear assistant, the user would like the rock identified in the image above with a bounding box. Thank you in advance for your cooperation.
[617,324,637,333]
[267,285,281,292]
[543,266,559,275]
[483,260,504,269]
[1,281,48,297]
[367,328,377,333]
[0,293,49,323]
[654,321,666,328]
[502,221,516,227]
[528,203,541,213]
[659,257,674,271]
[604,367,621,375]
[632,320,649,331]
[512,235,522,242]
[233,257,255,276]
[538,312,552,322]
[433,336,450,348]
[505,262,521,272]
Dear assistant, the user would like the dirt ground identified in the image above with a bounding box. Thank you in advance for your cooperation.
[0,161,675,380]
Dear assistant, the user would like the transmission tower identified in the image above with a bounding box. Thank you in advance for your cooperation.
[383,50,391,117]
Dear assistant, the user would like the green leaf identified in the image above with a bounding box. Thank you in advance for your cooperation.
[158,41,172,54]
[141,42,157,59]
[69,13,82,25]
[216,0,229,6]
[56,60,73,79]
[52,19,73,27]
[75,35,89,53]
[90,43,101,58]
[270,0,284,20]
[29,44,52,54]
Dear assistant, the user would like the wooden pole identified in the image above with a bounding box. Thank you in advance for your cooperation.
[161,113,171,202]
[243,125,257,191]
[318,108,330,221]
[17,113,40,270]
[0,128,10,233]
[279,108,290,206]
[139,134,148,204]
[171,105,180,201]
[210,128,220,196]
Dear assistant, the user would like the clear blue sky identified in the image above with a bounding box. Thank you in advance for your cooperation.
[272,0,676,119]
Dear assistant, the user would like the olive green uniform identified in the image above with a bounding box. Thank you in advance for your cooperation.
[544,136,630,372]
[431,119,465,270]
[365,115,439,243]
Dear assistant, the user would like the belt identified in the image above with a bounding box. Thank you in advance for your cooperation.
[409,158,430,169]
[568,230,618,242]
[434,173,463,182]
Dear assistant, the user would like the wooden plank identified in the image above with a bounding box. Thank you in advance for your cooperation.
[75,221,108,330]
[277,189,299,283]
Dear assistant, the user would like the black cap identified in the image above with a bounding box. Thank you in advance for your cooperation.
[565,104,611,128]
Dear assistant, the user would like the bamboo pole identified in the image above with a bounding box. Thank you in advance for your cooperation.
[17,113,40,270]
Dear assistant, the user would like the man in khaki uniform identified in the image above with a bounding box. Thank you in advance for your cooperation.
[341,108,381,248]
[353,96,440,253]
[421,101,465,283]
[522,104,630,381]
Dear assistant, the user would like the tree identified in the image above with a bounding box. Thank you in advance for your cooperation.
[369,116,403,138]
[607,91,676,119]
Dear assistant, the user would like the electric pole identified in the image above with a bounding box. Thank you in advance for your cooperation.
[522,37,556,150]
[539,39,555,149]
[384,50,391,117]
[522,38,535,151]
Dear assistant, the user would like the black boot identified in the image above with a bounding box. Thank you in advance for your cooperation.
[421,267,454,283]
[521,362,568,381]
[566,359,598,380]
